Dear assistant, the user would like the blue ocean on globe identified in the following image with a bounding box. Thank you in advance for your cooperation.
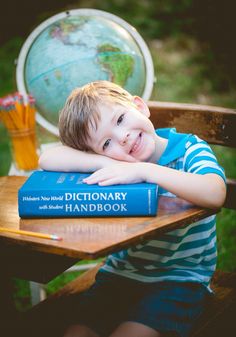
[25,15,146,126]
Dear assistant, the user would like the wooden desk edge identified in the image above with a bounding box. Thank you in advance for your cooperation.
[0,207,218,260]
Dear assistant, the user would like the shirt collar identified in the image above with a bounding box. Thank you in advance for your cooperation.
[156,128,191,165]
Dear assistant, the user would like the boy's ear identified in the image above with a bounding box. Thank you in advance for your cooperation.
[133,96,150,117]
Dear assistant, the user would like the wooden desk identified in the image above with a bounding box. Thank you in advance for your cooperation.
[0,175,217,283]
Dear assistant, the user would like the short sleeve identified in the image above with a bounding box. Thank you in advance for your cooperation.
[183,135,226,183]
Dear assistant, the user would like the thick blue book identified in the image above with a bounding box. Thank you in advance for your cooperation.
[18,171,158,218]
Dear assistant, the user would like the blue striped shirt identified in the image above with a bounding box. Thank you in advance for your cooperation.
[101,128,226,290]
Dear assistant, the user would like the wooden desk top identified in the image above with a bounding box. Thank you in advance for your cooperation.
[0,176,217,260]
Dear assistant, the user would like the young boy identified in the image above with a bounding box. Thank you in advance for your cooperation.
[39,81,226,337]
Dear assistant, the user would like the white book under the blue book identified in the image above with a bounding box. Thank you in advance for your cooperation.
[18,171,159,218]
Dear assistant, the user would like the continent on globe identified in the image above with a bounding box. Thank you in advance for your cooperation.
[49,18,88,45]
[97,43,134,87]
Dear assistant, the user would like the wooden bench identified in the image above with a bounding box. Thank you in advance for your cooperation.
[20,101,236,337]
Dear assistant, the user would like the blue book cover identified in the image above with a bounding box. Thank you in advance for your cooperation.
[18,171,158,218]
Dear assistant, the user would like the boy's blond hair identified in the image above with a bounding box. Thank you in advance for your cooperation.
[59,81,135,151]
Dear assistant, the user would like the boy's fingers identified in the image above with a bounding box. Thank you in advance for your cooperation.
[98,178,120,186]
[84,168,108,180]
[83,174,112,184]
[84,170,114,182]
[83,174,101,183]
[84,174,122,185]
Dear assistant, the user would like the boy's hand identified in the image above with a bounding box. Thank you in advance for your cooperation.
[83,162,147,186]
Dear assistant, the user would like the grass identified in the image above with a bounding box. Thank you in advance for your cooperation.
[150,36,236,107]
[1,34,235,311]
[0,124,11,174]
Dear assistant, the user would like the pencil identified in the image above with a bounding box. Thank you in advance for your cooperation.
[0,227,62,241]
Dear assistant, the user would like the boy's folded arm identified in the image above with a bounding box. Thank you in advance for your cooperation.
[144,163,226,209]
[82,161,226,209]
[38,145,118,172]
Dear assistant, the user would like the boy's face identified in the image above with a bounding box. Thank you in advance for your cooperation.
[87,97,159,163]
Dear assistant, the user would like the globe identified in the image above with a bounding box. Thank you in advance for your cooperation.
[16,9,154,136]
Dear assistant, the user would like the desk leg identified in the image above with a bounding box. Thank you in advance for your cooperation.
[0,270,20,335]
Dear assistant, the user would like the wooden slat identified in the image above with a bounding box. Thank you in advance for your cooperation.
[224,179,236,210]
[148,101,236,147]
[192,271,236,337]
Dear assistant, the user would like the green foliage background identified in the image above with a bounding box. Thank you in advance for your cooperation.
[0,0,235,310]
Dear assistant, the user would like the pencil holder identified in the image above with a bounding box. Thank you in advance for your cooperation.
[8,127,39,171]
[0,92,39,173]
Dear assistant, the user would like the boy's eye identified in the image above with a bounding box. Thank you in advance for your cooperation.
[103,139,111,150]
[117,114,124,125]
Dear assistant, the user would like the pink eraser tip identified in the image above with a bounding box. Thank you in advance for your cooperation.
[51,235,63,241]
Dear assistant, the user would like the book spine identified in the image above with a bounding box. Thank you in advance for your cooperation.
[18,187,158,218]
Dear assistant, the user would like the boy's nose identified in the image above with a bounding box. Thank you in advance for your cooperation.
[119,133,130,145]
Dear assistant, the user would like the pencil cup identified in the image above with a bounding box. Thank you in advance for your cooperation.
[9,127,39,171]
[0,92,39,173]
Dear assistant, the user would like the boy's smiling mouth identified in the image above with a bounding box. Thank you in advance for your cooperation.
[129,132,142,154]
